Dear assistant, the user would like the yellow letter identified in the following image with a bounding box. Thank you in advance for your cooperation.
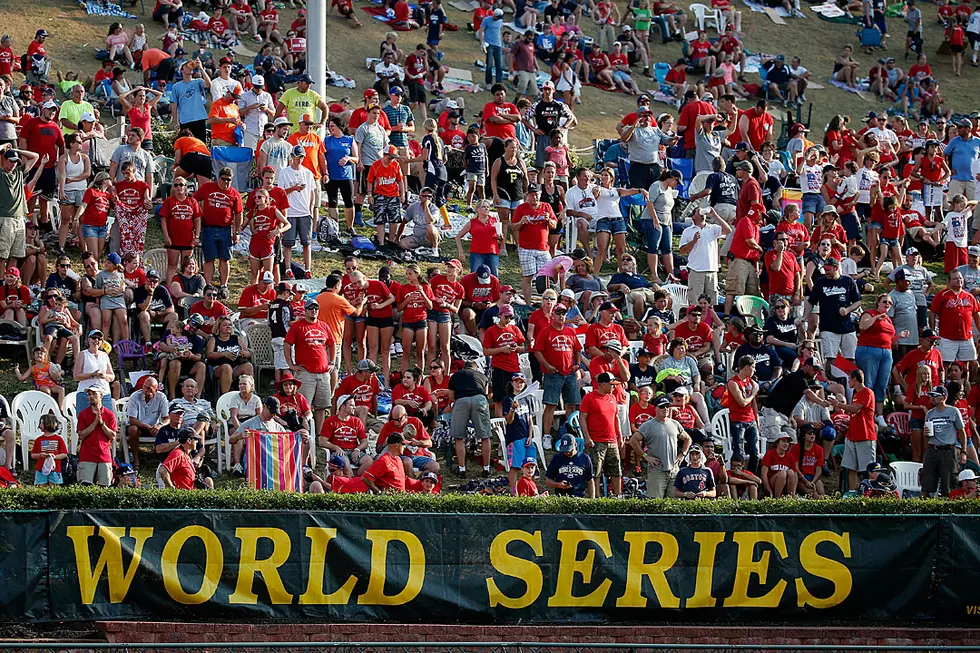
[300,527,358,605]
[358,530,426,605]
[796,531,852,609]
[486,530,544,609]
[723,532,788,608]
[161,526,223,605]
[67,526,153,604]
[687,532,726,609]
[616,532,680,608]
[548,530,612,607]
[229,528,293,605]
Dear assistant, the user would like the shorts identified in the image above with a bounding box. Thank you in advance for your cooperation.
[427,310,451,324]
[82,224,109,239]
[78,461,113,486]
[294,368,332,411]
[405,455,435,470]
[29,166,57,197]
[61,189,84,207]
[44,324,74,339]
[514,70,538,96]
[841,438,876,472]
[0,216,26,259]
[542,371,578,406]
[945,242,968,274]
[840,211,860,241]
[951,44,966,54]
[939,337,977,362]
[519,247,551,278]
[403,320,427,332]
[496,198,522,210]
[366,315,395,329]
[405,79,427,104]
[372,195,404,224]
[201,225,232,262]
[725,257,760,296]
[491,366,517,402]
[271,336,288,369]
[400,234,426,249]
[881,237,900,248]
[283,215,313,247]
[868,221,883,232]
[178,152,213,179]
[637,219,671,255]
[596,217,627,235]
[34,471,63,485]
[821,331,857,361]
[466,172,486,185]
[507,438,537,468]
[801,192,826,216]
[612,70,632,84]
[345,314,367,324]
[588,441,622,478]
[325,179,354,208]
[249,237,274,260]
[910,416,924,431]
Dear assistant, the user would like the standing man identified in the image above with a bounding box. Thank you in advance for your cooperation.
[511,30,539,103]
[0,145,38,268]
[678,206,731,305]
[276,73,329,133]
[382,86,415,167]
[478,8,506,87]
[238,74,275,150]
[367,145,407,249]
[803,257,862,377]
[929,269,980,377]
[448,360,492,477]
[257,117,294,176]
[284,300,336,432]
[207,86,242,148]
[194,167,243,297]
[532,305,584,440]
[277,145,316,276]
[944,119,980,240]
[317,274,364,390]
[579,372,623,496]
[921,384,968,497]
[511,184,557,300]
[354,105,390,226]
[723,201,764,317]
[525,82,577,169]
[631,395,690,498]
[170,59,212,142]
[286,114,328,217]
[737,99,774,152]
[828,369,876,492]
[19,100,64,229]
[76,387,117,487]
[108,128,155,194]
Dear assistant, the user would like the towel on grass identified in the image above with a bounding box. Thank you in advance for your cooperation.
[740,0,804,18]
[79,0,137,18]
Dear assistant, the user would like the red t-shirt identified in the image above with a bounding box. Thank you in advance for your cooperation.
[335,373,380,408]
[798,443,825,477]
[643,331,668,356]
[321,414,366,450]
[341,280,368,308]
[482,101,519,140]
[284,319,336,374]
[468,216,500,255]
[31,434,67,472]
[729,215,761,262]
[881,209,905,240]
[516,476,538,496]
[160,196,200,246]
[483,323,525,372]
[23,117,63,168]
[209,16,230,36]
[589,53,609,73]
[762,447,797,473]
[608,53,628,67]
[765,249,800,296]
[584,321,627,353]
[162,448,196,489]
[77,406,118,464]
[404,53,427,82]
[727,376,756,423]
[511,201,555,251]
[347,108,392,132]
[677,99,715,149]
[857,309,896,349]
[364,279,394,319]
[362,450,407,491]
[114,179,149,211]
[367,159,403,197]
[239,283,276,308]
[629,403,656,430]
[275,391,311,416]
[248,206,282,254]
[847,386,877,442]
[396,283,434,323]
[894,346,943,389]
[189,300,230,334]
[532,324,581,375]
[441,129,466,149]
[930,289,980,341]
[394,0,411,21]
[589,357,628,403]
[673,404,698,429]
[473,6,492,30]
[194,182,243,228]
[743,109,774,151]
[673,320,713,351]
[429,274,464,314]
[579,390,620,443]
[689,40,711,61]
[81,188,112,226]
[951,25,965,47]
[392,383,433,409]
[461,273,500,304]
[246,186,289,215]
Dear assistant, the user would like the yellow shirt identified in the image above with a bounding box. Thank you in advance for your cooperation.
[59,100,95,134]
[278,88,322,133]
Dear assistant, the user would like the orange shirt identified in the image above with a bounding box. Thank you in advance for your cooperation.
[287,130,326,179]
[208,97,240,144]
[316,291,358,344]
[140,48,171,72]
[173,136,211,157]
[367,159,403,197]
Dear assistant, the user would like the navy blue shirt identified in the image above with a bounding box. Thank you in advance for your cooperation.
[502,395,531,444]
[733,342,782,382]
[546,451,593,497]
[427,7,447,43]
[674,464,716,494]
[630,362,656,388]
[464,142,488,175]
[808,274,862,334]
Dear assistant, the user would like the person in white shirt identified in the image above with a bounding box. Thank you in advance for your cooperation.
[276,145,317,276]
[209,57,242,100]
[564,167,599,255]
[678,206,732,305]
[373,51,403,97]
[237,75,275,150]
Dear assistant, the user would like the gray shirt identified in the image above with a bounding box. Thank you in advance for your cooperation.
[0,93,18,142]
[625,126,669,165]
[955,263,980,290]
[260,137,292,173]
[110,144,154,182]
[645,181,675,225]
[406,201,433,238]
[888,264,933,307]
[657,355,700,387]
[95,270,126,310]
[924,404,964,446]
[694,129,722,173]
[888,288,918,346]
[637,417,685,474]
[236,414,288,435]
[126,390,170,427]
[354,122,389,168]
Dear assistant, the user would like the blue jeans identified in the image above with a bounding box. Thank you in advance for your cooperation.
[730,420,759,472]
[485,45,504,84]
[469,252,499,279]
[855,345,892,402]
[773,345,797,369]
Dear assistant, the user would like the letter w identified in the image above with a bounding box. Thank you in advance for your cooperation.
[66,526,154,604]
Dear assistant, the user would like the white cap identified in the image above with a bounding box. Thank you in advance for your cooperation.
[261,270,274,283]
[251,74,265,86]
[42,100,57,110]
[79,112,96,123]
[446,99,459,109]
[493,8,503,15]
[958,469,978,482]
[560,288,575,299]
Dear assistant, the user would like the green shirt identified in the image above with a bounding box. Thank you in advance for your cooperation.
[633,8,652,31]
[0,165,27,220]
[59,99,94,134]
[278,88,322,133]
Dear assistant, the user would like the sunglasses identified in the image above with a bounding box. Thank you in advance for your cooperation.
[173,182,187,187]
[219,176,233,182]
[206,292,218,297]
[58,263,70,268]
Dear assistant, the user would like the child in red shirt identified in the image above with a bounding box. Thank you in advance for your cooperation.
[761,435,798,498]
[516,458,545,496]
[30,414,68,486]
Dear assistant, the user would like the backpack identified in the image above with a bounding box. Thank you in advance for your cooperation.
[61,454,79,485]
[316,215,340,244]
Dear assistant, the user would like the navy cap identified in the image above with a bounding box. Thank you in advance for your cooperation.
[298,73,314,84]
[556,434,576,452]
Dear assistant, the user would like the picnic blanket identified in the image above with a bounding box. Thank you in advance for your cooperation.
[830,78,874,100]
[361,4,417,28]
[245,430,304,492]
[79,0,137,18]
[443,78,482,93]
[740,0,805,19]
[811,1,863,23]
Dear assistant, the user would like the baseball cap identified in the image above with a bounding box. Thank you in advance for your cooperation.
[671,386,690,397]
[273,116,292,128]
[305,299,319,310]
[637,107,652,116]
[261,270,274,283]
[790,123,808,133]
[526,183,540,194]
[106,252,122,265]
[493,7,503,15]
[822,257,840,267]
[147,269,160,279]
[864,111,879,121]
[1,150,19,162]
[969,246,980,257]
[928,385,948,397]
[41,100,57,110]
[300,114,316,124]
[734,142,752,152]
[501,285,516,294]
[389,85,404,96]
[35,29,49,37]
[556,434,576,452]
[447,258,463,270]
[622,23,633,30]
[541,80,555,89]
[734,160,753,172]
[421,471,439,482]
[275,282,292,294]
[263,395,281,412]
[251,74,265,86]
[168,400,185,414]
[893,269,907,281]
[655,396,671,408]
[385,145,399,157]
[688,444,703,455]
[363,88,379,99]
[336,394,353,408]
[356,359,377,372]
[298,72,314,84]
[867,461,886,474]
[219,56,233,65]
[921,328,940,340]
[476,264,491,282]
[187,313,205,327]
[958,469,978,482]
[176,428,197,444]
[598,301,619,313]
[79,112,96,123]
[637,348,652,357]
[498,304,515,318]
[522,457,537,468]
[328,455,347,469]
[291,144,306,158]
[802,357,823,369]
[595,372,614,384]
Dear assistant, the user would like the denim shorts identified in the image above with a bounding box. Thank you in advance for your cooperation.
[542,371,578,406]
[910,417,924,430]
[868,221,883,231]
[496,199,522,210]
[596,217,627,235]
[403,320,427,331]
[405,455,435,470]
[801,192,826,216]
[881,237,900,248]
[34,471,63,485]
[344,314,367,324]
[202,225,232,262]
[427,310,451,323]
[82,224,108,239]
[612,70,631,83]
[637,219,672,255]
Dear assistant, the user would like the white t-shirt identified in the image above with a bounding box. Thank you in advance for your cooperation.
[565,184,600,222]
[839,257,859,278]
[856,167,879,204]
[276,165,316,218]
[228,392,262,422]
[678,223,724,272]
[870,127,899,148]
[945,210,970,247]
[766,158,786,181]
[210,76,242,101]
[837,174,859,201]
[374,62,403,83]
[594,186,623,219]
[801,164,823,194]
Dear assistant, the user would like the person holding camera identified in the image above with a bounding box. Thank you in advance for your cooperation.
[159,428,214,490]
[678,204,731,307]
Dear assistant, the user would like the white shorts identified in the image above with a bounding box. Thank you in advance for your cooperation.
[821,331,857,361]
[518,247,551,278]
[939,337,977,363]
[841,438,876,472]
[272,336,288,370]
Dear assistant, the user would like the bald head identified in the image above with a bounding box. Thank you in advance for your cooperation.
[390,405,407,420]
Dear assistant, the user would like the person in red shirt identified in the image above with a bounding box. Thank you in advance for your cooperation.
[629,386,656,433]
[482,85,521,140]
[727,355,760,470]
[533,306,583,438]
[285,301,337,428]
[795,426,826,497]
[428,259,465,365]
[515,457,542,496]
[0,37,13,84]
[724,197,764,316]
[765,232,801,304]
[194,168,243,293]
[368,145,407,248]
[347,90,393,132]
[829,369,876,491]
[76,387,117,487]
[238,271,277,320]
[19,100,64,225]
[737,99,774,152]
[396,265,434,371]
[588,338,630,441]
[113,160,152,258]
[676,89,716,153]
[761,434,798,497]
[78,172,114,257]
[948,468,980,499]
[511,185,557,300]
[482,304,526,413]
[30,414,68,486]
[159,178,201,281]
[930,269,980,368]
[672,305,713,359]
[160,430,214,490]
[949,21,966,75]
[579,373,624,496]
[584,302,628,358]
[334,360,381,422]
[320,394,372,474]
[352,433,424,493]
[391,369,434,424]
[459,266,501,336]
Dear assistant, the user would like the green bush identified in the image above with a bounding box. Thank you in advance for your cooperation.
[0,487,976,514]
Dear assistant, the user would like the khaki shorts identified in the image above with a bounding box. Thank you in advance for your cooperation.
[725,257,759,296]
[515,70,539,96]
[271,337,288,370]
[627,288,658,308]
[588,441,622,478]
[400,234,426,249]
[0,216,26,260]
[686,270,718,305]
[295,368,332,411]
[78,461,112,486]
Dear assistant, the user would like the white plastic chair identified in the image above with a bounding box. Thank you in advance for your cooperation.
[710,408,733,464]
[518,353,532,382]
[142,248,169,277]
[491,417,509,471]
[244,322,273,383]
[689,3,722,32]
[662,283,690,314]
[627,340,644,362]
[63,391,78,454]
[215,391,239,472]
[12,391,65,471]
[113,397,130,460]
[890,461,923,498]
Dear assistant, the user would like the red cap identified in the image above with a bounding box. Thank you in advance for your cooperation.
[363,89,379,99]
[384,145,399,156]
[219,56,233,65]
[6,267,19,277]
[501,285,516,294]
[260,165,276,176]
[447,258,463,269]
[745,203,767,220]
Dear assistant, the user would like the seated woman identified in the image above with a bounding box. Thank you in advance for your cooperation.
[0,267,30,325]
[565,256,604,308]
[391,369,435,426]
[205,316,253,395]
[38,290,81,367]
[169,256,206,317]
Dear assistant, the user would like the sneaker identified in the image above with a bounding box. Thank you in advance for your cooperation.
[394,342,403,354]
[304,270,313,279]
[232,463,244,477]
[354,215,366,227]
[482,467,492,477]
[285,270,295,280]
[218,285,229,300]
[454,466,467,478]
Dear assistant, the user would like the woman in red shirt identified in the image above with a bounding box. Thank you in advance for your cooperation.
[909,139,950,219]
[795,427,826,497]
[392,369,435,424]
[159,178,201,281]
[118,86,163,149]
[455,199,502,279]
[727,355,760,470]
[423,358,452,417]
[365,275,396,387]
[427,260,465,367]
[0,267,30,324]
[856,294,909,420]
[77,172,114,258]
[396,264,434,372]
[244,188,289,284]
[761,435,797,498]
[112,160,151,258]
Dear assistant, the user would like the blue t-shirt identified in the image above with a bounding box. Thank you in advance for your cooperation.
[482,17,503,47]
[170,79,208,124]
[325,135,355,181]
[382,103,415,148]
[733,343,782,382]
[674,465,716,494]
[502,395,531,444]
[945,135,980,181]
[808,274,862,334]
[609,272,651,290]
[464,142,487,175]
[545,451,593,496]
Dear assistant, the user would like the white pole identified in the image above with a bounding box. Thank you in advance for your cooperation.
[307,0,328,125]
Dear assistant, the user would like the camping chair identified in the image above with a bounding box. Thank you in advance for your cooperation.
[0,319,31,361]
[885,411,911,448]
[114,340,148,394]
[12,391,66,471]
[143,248,169,277]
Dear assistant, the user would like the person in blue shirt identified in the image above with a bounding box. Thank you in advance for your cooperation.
[734,325,783,391]
[945,120,980,234]
[169,60,212,142]
[673,444,716,498]
[608,253,655,318]
[478,9,505,86]
[324,117,359,231]
[545,433,594,497]
[502,373,535,494]
[803,256,863,369]
[427,0,448,47]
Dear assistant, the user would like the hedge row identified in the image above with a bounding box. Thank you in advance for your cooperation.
[0,487,978,514]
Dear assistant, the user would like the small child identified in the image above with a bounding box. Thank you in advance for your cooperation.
[112,462,141,488]
[155,320,191,383]
[544,130,571,187]
[130,23,148,66]
[841,245,875,293]
[516,457,547,496]
[642,315,668,356]
[463,127,487,208]
[901,192,942,249]
[15,347,65,410]
[874,195,905,276]
[418,470,440,493]
[30,414,68,487]
[944,193,976,273]
[726,453,762,499]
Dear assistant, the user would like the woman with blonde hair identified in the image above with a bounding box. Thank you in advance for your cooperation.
[408,118,451,229]
[395,264,434,371]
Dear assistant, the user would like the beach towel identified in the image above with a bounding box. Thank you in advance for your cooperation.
[361,4,418,28]
[78,0,137,19]
[740,0,804,18]
[246,430,304,492]
[829,78,873,100]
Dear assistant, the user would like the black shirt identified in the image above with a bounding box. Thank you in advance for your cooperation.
[154,425,181,463]
[448,368,490,399]
[45,273,78,298]
[531,99,572,133]
[134,285,174,312]
[764,62,791,85]
[705,171,739,206]
[630,362,656,388]
[268,298,292,339]
[763,369,809,417]
[808,274,862,334]
[764,315,798,345]
[733,342,782,382]
[464,142,487,175]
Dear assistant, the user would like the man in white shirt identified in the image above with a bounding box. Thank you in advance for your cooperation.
[373,51,403,98]
[238,75,275,150]
[209,57,242,101]
[276,145,317,276]
[678,206,732,305]
[564,168,599,255]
